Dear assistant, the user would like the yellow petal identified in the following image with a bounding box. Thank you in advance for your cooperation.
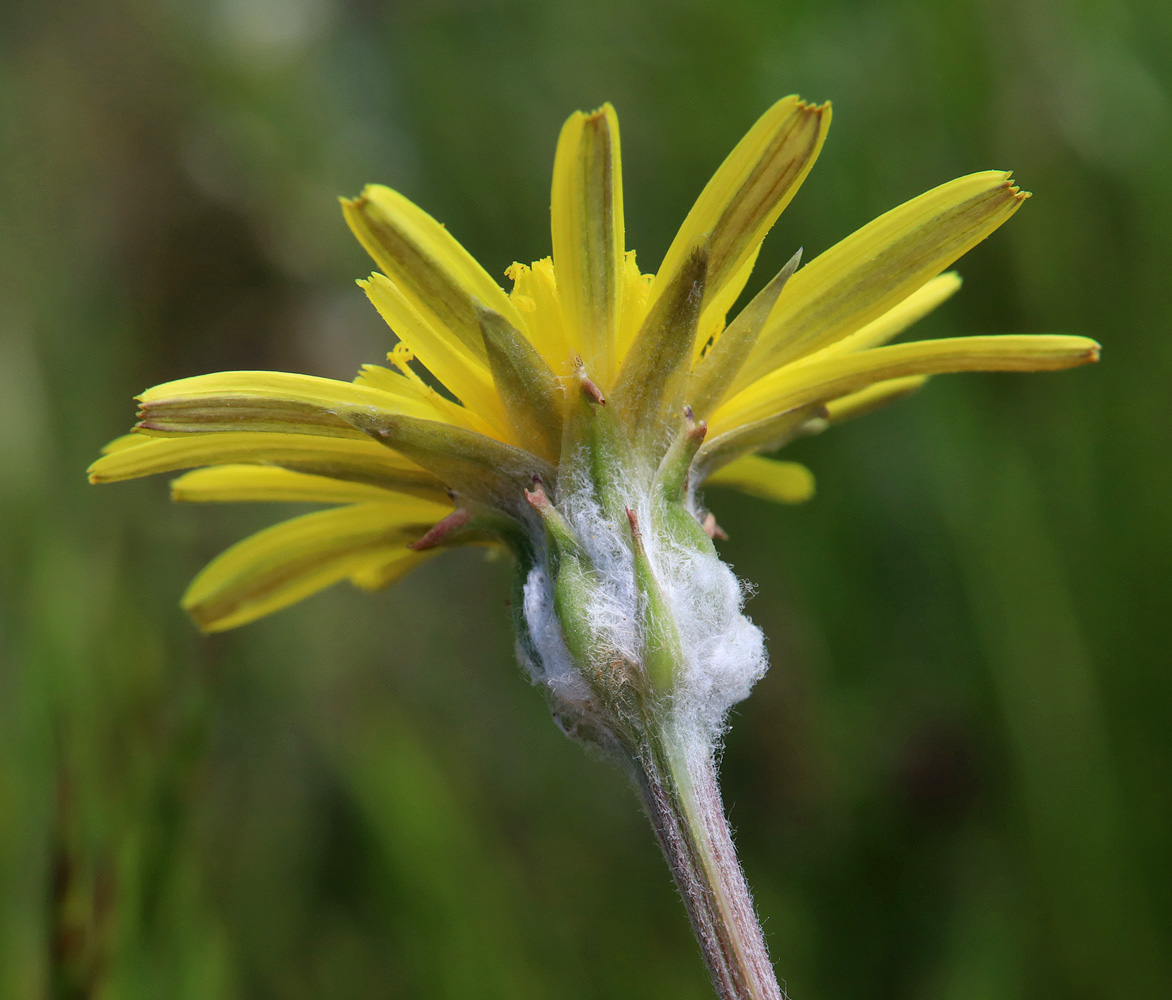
[652,97,830,343]
[98,433,143,455]
[342,184,524,359]
[506,257,571,374]
[810,272,963,358]
[170,465,450,507]
[703,455,816,504]
[823,375,929,423]
[88,430,449,500]
[136,370,438,436]
[349,547,440,591]
[742,172,1030,386]
[613,250,653,365]
[550,104,625,385]
[359,273,509,436]
[182,503,443,632]
[716,334,1100,432]
[354,361,495,437]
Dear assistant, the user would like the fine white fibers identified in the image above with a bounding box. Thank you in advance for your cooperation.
[520,564,593,705]
[643,507,768,739]
[559,481,641,666]
[522,469,768,746]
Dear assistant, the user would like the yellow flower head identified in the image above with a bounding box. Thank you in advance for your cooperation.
[89,96,1098,667]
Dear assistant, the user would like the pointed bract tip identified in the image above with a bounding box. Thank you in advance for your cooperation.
[681,406,708,444]
[408,507,472,551]
[701,512,729,541]
[525,478,551,511]
[471,297,501,324]
[574,358,607,405]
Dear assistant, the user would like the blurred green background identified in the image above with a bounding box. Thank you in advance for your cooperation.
[2,0,1169,997]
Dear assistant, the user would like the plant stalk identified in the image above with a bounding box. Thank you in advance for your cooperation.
[633,734,784,1000]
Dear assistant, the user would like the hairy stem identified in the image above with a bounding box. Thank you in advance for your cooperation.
[633,734,783,1000]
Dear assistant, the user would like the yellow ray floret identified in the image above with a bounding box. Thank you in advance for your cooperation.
[715,334,1099,433]
[170,465,426,505]
[506,257,572,374]
[88,430,448,500]
[550,104,625,384]
[739,172,1029,388]
[135,371,441,436]
[358,273,508,435]
[182,501,450,632]
[809,272,964,358]
[703,456,816,505]
[342,183,525,359]
[823,375,930,424]
[652,96,830,353]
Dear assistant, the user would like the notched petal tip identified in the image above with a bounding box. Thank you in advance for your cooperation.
[793,97,832,122]
[772,93,831,115]
[994,172,1030,203]
[994,172,1031,201]
[341,184,389,210]
[582,101,618,123]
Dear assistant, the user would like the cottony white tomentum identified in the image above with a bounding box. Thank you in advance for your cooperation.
[515,408,767,760]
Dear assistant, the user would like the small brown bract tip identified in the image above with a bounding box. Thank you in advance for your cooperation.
[408,508,472,551]
[525,480,550,509]
[701,511,729,542]
[626,507,641,539]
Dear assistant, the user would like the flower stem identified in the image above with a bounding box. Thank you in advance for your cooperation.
[633,733,784,1000]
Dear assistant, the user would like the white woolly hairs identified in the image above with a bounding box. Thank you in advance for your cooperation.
[520,473,768,747]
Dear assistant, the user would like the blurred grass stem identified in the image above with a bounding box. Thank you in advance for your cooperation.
[634,734,782,1000]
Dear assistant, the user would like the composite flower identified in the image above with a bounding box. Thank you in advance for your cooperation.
[91,97,1095,635]
[90,96,1098,999]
